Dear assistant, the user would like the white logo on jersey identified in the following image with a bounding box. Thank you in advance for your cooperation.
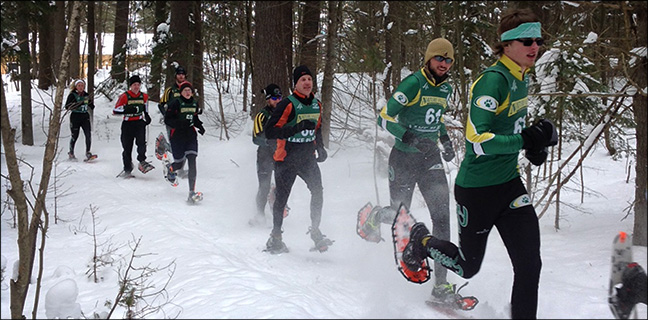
[474,95,498,112]
[394,92,409,105]
[511,81,518,92]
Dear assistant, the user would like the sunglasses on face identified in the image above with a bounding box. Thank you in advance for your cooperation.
[515,38,544,46]
[433,56,454,64]
[270,96,282,101]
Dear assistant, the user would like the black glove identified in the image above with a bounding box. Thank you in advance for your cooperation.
[401,130,416,144]
[402,130,438,156]
[88,102,95,110]
[619,263,647,307]
[521,119,558,152]
[440,135,455,162]
[144,113,152,125]
[123,105,138,114]
[292,120,316,135]
[316,146,328,162]
[196,124,205,135]
[525,147,548,166]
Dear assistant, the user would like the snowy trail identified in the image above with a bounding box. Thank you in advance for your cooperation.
[1,86,646,319]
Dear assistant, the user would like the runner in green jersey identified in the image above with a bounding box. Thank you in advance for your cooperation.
[250,83,283,226]
[264,65,332,254]
[370,37,459,303]
[402,9,558,319]
[64,79,96,161]
[164,81,205,201]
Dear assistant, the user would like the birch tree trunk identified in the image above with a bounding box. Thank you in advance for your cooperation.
[5,2,82,318]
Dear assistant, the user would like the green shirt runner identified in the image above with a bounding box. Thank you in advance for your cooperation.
[377,67,452,152]
[455,54,529,188]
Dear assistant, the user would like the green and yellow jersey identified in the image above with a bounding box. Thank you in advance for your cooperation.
[377,68,452,153]
[455,54,529,188]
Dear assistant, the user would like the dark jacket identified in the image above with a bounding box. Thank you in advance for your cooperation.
[164,95,204,139]
[264,90,323,162]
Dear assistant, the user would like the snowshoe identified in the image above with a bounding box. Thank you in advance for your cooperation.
[308,227,334,252]
[163,162,179,187]
[116,170,135,179]
[610,262,646,319]
[84,152,98,162]
[402,222,431,272]
[68,152,77,161]
[391,203,431,283]
[264,232,289,254]
[187,191,203,204]
[155,132,171,161]
[138,160,155,174]
[426,282,479,311]
[357,202,382,243]
[609,231,639,319]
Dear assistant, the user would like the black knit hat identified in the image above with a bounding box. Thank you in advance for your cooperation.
[176,66,186,75]
[129,75,141,86]
[262,83,282,100]
[293,65,312,85]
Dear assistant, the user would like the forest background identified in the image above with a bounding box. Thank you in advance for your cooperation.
[0,1,646,319]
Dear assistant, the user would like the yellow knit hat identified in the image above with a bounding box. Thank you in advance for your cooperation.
[424,38,454,65]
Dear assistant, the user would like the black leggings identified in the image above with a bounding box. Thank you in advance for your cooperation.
[272,154,323,235]
[69,114,91,154]
[256,146,275,215]
[169,133,198,192]
[425,177,541,319]
[171,154,197,192]
[120,120,147,171]
[388,147,450,285]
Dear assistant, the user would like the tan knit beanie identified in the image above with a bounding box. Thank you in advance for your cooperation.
[424,38,454,65]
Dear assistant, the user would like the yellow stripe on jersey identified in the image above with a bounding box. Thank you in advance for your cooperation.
[253,112,265,137]
[378,106,397,130]
[465,74,496,155]
[160,87,173,104]
[408,89,421,106]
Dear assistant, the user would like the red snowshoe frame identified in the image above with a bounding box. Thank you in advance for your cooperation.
[391,203,431,284]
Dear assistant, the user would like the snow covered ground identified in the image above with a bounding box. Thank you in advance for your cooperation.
[1,71,646,319]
